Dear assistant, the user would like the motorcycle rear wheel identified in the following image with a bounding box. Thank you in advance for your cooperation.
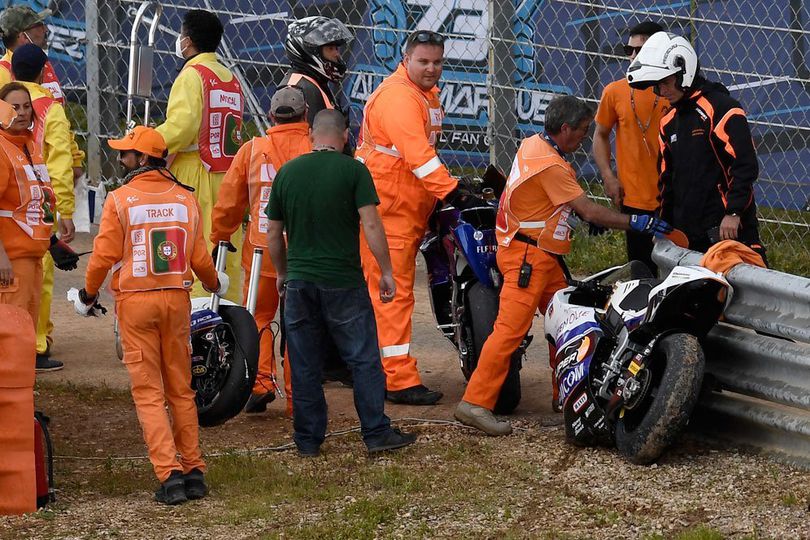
[196,305,259,427]
[614,333,704,464]
[465,282,522,415]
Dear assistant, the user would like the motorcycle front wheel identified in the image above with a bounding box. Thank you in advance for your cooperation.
[614,333,705,464]
[195,305,259,427]
[465,281,522,415]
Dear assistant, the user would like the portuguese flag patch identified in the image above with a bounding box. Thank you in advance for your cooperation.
[223,113,242,156]
[150,227,187,274]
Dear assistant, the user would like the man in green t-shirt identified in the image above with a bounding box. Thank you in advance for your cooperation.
[266,109,416,456]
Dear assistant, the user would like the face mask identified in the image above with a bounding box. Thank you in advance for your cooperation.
[175,35,187,59]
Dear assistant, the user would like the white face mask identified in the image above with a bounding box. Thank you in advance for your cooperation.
[175,35,187,59]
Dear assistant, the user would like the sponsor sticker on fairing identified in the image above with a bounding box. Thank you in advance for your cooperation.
[572,392,588,413]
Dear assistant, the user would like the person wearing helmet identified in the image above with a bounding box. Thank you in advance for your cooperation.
[626,32,764,258]
[593,21,669,274]
[280,16,353,127]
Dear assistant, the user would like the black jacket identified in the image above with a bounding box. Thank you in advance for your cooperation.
[658,78,761,252]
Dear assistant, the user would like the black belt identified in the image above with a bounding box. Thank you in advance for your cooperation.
[513,232,539,247]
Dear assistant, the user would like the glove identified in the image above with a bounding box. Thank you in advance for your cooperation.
[67,287,107,317]
[629,214,673,237]
[49,234,80,271]
[211,241,237,266]
[588,222,609,236]
[444,186,487,211]
[204,271,230,296]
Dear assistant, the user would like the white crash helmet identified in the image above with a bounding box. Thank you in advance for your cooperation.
[626,31,698,91]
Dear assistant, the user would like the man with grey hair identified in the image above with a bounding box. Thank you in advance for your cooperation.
[266,109,416,456]
[454,95,673,436]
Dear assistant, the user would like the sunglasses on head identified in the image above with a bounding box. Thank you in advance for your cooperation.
[623,44,643,56]
[409,30,445,46]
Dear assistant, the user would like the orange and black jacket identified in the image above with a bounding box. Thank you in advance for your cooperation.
[658,79,760,252]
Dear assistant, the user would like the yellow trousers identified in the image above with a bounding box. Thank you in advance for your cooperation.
[169,152,243,303]
[35,251,54,354]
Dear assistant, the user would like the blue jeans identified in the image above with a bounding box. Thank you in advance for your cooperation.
[283,280,391,451]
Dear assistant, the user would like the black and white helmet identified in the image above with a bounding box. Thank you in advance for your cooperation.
[626,32,699,91]
[285,16,354,82]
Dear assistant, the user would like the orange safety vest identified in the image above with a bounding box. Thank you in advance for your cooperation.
[287,73,334,109]
[0,59,64,105]
[0,133,54,242]
[190,64,243,173]
[245,125,311,248]
[496,135,578,255]
[107,182,203,292]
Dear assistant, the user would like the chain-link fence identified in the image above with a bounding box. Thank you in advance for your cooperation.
[29,0,810,272]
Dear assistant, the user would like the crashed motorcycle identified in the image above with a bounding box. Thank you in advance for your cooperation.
[545,259,731,464]
[420,166,529,414]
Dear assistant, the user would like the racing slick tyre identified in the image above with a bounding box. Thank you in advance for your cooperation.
[465,281,522,415]
[615,333,704,465]
[196,305,259,427]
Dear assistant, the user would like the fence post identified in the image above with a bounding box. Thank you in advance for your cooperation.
[489,0,517,172]
[84,0,100,185]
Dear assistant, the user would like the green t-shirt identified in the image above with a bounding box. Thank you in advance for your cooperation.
[266,150,379,288]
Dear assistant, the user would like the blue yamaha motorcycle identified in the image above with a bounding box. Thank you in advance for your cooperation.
[419,166,529,414]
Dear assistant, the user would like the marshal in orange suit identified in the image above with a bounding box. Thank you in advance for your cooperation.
[211,86,312,415]
[454,96,673,436]
[75,126,227,506]
[356,30,491,405]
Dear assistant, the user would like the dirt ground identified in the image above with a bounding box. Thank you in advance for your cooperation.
[2,231,809,539]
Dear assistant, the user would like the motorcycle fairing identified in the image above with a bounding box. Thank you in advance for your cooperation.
[452,222,498,288]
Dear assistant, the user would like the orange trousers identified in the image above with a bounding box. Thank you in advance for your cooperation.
[242,271,291,415]
[463,243,567,410]
[0,304,36,515]
[360,233,422,391]
[0,257,43,328]
[117,289,205,482]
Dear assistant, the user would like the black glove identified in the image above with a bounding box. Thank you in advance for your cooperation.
[49,235,79,271]
[588,222,609,236]
[78,288,107,316]
[211,241,237,266]
[444,186,487,211]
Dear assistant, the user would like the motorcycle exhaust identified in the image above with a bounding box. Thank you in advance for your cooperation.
[245,248,263,316]
[210,240,229,313]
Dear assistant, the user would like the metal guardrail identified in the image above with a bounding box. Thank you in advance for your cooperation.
[652,241,810,467]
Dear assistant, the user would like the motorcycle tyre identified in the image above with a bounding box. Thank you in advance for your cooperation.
[614,333,704,465]
[466,282,522,415]
[197,305,259,428]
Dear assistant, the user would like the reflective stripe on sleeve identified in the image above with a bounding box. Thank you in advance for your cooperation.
[519,221,546,228]
[412,156,442,179]
[381,343,410,358]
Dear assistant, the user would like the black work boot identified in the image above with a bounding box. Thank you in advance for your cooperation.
[367,428,417,454]
[35,354,64,372]
[385,385,442,405]
[154,470,187,505]
[183,468,208,500]
[244,392,275,414]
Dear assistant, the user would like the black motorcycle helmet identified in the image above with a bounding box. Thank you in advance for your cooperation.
[285,16,354,82]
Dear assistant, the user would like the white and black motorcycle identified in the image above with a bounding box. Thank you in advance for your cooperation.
[546,259,731,464]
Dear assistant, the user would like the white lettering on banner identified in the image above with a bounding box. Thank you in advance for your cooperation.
[132,246,147,262]
[516,89,556,123]
[440,83,488,118]
[210,90,242,112]
[132,261,147,277]
[260,164,276,183]
[132,229,146,245]
[210,112,222,128]
[408,0,488,62]
[129,204,189,225]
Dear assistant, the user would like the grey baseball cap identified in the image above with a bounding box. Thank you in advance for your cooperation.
[0,5,51,36]
[270,86,307,119]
